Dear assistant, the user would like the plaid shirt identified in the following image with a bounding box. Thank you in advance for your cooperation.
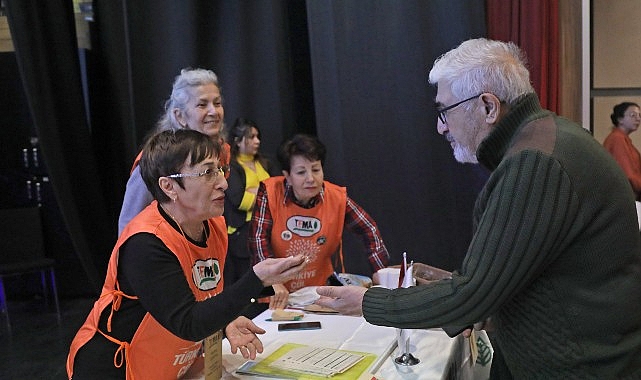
[249,180,390,272]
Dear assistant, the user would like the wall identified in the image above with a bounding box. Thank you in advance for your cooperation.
[591,0,641,146]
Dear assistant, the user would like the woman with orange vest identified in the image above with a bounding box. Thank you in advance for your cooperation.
[249,134,390,310]
[118,68,231,235]
[67,130,306,379]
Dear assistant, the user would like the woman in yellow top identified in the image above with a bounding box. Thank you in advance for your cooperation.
[223,118,277,287]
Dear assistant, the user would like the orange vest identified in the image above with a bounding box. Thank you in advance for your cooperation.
[263,177,346,292]
[66,201,227,380]
[130,142,230,175]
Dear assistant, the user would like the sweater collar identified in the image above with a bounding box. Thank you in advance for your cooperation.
[476,93,548,171]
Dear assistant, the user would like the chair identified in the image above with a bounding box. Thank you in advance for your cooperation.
[0,206,61,333]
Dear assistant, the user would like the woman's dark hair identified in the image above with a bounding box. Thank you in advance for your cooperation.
[611,102,640,125]
[229,118,258,156]
[140,129,221,203]
[229,117,272,169]
[277,134,326,172]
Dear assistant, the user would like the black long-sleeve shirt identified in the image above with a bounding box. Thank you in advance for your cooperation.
[72,208,270,379]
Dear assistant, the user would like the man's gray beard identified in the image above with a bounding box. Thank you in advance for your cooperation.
[453,143,478,164]
[451,113,481,164]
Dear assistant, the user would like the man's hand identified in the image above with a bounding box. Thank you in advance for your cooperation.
[224,316,266,360]
[462,318,493,338]
[315,286,367,316]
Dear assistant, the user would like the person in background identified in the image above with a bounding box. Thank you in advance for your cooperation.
[603,101,641,200]
[67,129,306,379]
[118,68,231,235]
[315,38,641,379]
[250,134,390,310]
[224,118,277,287]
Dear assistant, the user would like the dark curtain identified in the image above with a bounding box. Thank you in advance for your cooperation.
[486,0,560,113]
[5,0,489,295]
[88,0,311,238]
[91,0,307,169]
[306,0,488,272]
[4,0,112,294]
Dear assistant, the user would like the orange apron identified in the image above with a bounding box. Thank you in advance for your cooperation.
[67,201,227,379]
[263,177,346,291]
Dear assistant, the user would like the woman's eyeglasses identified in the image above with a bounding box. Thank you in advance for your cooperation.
[167,165,230,181]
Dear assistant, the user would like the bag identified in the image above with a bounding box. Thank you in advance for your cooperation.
[443,329,493,380]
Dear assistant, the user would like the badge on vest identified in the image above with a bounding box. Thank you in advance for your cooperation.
[281,230,293,241]
[204,330,223,380]
[286,215,322,237]
[192,258,222,291]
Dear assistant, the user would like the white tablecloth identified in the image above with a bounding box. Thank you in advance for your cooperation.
[186,309,460,379]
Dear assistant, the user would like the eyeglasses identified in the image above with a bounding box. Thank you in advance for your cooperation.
[436,94,482,124]
[167,165,229,181]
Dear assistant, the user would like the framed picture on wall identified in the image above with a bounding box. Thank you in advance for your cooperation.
[593,0,641,89]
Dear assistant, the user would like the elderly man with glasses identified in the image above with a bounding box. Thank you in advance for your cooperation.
[315,38,641,379]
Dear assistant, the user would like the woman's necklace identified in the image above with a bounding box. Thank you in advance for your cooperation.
[160,203,207,242]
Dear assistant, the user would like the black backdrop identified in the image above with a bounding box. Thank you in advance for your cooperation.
[4,0,488,297]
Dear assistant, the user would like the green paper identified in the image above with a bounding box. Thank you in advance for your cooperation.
[236,343,377,379]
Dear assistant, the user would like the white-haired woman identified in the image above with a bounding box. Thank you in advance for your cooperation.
[118,68,231,234]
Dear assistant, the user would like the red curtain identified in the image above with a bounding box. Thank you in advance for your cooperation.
[486,0,559,113]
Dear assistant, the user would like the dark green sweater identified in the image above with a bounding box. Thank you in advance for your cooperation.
[363,94,641,379]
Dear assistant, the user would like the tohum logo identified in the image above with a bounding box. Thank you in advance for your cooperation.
[475,335,492,366]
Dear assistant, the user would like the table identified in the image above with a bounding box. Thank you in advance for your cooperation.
[187,309,463,379]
